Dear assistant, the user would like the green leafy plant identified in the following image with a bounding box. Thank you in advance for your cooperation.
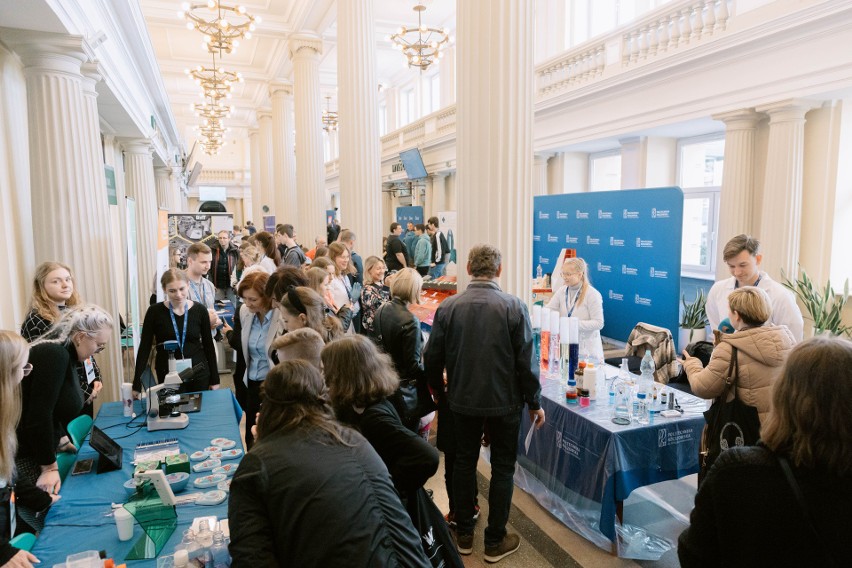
[781,266,851,337]
[680,289,709,330]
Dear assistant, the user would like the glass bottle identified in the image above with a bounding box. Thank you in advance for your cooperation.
[210,531,231,567]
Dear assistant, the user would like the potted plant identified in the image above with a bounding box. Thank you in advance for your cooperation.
[679,289,709,350]
[781,267,851,338]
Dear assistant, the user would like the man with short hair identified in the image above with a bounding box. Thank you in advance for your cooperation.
[231,225,243,247]
[424,244,545,562]
[276,224,306,268]
[427,216,450,278]
[245,220,257,235]
[211,230,239,306]
[384,223,409,272]
[403,221,418,266]
[271,327,324,370]
[306,235,327,260]
[185,242,222,334]
[707,234,803,341]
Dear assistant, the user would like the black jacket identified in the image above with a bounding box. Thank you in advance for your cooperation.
[211,242,239,289]
[373,298,424,383]
[337,399,439,495]
[424,280,541,416]
[228,426,430,567]
[17,342,84,465]
[678,445,851,568]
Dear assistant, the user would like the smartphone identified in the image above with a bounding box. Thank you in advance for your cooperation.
[71,458,94,476]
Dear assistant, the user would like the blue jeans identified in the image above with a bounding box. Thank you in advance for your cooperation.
[453,411,521,547]
[429,262,446,278]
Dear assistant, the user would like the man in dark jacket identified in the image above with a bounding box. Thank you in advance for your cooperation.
[428,216,450,278]
[211,230,239,306]
[424,243,545,563]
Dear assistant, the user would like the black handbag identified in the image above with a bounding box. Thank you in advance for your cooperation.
[699,346,760,485]
[406,487,464,568]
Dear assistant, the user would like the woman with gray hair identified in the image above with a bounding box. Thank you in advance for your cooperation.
[15,305,113,531]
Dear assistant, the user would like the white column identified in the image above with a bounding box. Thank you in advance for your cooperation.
[170,166,183,212]
[0,41,35,329]
[619,136,645,189]
[289,34,327,244]
[431,172,447,213]
[123,141,159,321]
[80,62,123,400]
[456,0,534,296]
[712,109,763,278]
[755,99,821,280]
[257,109,274,222]
[155,167,170,210]
[534,153,553,196]
[248,127,262,225]
[337,0,383,255]
[270,81,297,222]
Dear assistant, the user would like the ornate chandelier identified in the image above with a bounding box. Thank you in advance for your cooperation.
[179,1,260,55]
[185,54,243,102]
[389,4,449,71]
[322,96,338,132]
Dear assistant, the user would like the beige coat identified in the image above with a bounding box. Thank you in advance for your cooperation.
[683,325,795,424]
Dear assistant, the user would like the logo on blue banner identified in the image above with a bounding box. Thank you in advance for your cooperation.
[598,209,613,219]
[622,264,638,276]
[609,237,625,246]
[556,210,569,220]
[623,209,639,219]
[597,262,612,273]
[635,294,652,306]
[576,209,590,219]
[539,211,550,219]
[566,234,578,244]
[652,208,670,218]
[636,237,654,248]
[650,267,668,279]
[586,236,600,245]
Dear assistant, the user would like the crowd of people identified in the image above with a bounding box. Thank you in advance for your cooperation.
[0,222,850,567]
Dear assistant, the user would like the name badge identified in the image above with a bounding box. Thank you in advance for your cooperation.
[175,359,192,374]
[84,358,97,385]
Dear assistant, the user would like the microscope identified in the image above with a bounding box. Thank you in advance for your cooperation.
[146,341,203,432]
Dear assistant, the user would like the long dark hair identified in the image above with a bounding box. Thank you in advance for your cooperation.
[254,231,281,264]
[256,360,351,446]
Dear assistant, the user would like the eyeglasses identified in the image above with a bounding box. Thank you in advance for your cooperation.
[562,272,581,278]
[86,333,108,353]
[22,363,33,376]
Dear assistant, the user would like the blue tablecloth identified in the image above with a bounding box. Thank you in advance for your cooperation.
[32,389,243,566]
[516,369,705,551]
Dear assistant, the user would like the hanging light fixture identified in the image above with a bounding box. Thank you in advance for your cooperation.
[322,95,338,132]
[179,1,260,55]
[185,53,243,103]
[389,4,449,71]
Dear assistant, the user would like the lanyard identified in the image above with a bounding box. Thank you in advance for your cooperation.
[188,279,209,306]
[735,275,762,289]
[565,287,581,317]
[168,301,189,355]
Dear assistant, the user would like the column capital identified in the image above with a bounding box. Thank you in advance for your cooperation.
[269,80,294,98]
[0,30,88,70]
[430,172,448,181]
[80,61,102,96]
[257,108,273,121]
[534,152,555,165]
[122,139,153,156]
[154,166,170,178]
[712,108,762,129]
[288,33,323,60]
[755,99,822,122]
[248,127,259,137]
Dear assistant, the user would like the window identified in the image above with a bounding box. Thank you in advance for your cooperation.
[589,151,621,191]
[379,103,387,136]
[400,87,416,126]
[564,0,675,48]
[678,135,724,276]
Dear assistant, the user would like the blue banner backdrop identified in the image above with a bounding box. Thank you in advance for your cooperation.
[396,206,423,228]
[532,188,684,342]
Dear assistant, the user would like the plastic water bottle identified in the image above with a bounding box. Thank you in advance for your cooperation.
[637,392,650,425]
[536,264,543,282]
[531,305,542,369]
[640,349,656,383]
[210,531,231,567]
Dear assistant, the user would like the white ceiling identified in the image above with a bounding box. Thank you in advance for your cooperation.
[138,0,456,145]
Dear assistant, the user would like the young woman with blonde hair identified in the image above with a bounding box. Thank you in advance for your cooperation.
[278,287,343,344]
[327,242,359,333]
[21,262,103,418]
[0,330,50,567]
[359,256,390,335]
[546,257,605,362]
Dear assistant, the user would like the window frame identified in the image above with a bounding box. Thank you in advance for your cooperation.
[676,133,725,279]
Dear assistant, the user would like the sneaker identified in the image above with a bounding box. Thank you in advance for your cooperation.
[453,531,473,555]
[484,533,521,563]
[472,504,481,521]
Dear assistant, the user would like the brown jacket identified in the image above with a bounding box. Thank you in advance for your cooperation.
[683,325,795,424]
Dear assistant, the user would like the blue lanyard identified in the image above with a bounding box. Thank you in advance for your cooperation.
[565,287,581,317]
[188,279,208,306]
[735,275,762,289]
[168,301,189,355]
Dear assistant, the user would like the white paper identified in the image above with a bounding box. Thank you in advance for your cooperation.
[524,415,539,453]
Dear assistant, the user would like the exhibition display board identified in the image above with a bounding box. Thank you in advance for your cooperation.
[533,188,684,342]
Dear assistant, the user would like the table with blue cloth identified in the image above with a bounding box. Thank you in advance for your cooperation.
[32,389,244,566]
[516,369,705,557]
